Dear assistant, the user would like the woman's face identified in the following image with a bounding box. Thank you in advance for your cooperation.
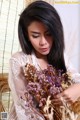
[27,21,53,57]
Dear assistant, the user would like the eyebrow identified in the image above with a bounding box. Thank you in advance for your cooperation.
[30,30,49,34]
[31,31,40,34]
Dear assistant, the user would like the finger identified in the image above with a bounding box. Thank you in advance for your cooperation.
[52,101,62,106]
[54,94,62,99]
[52,98,63,106]
[61,93,73,104]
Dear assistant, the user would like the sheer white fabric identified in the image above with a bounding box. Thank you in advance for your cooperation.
[8,52,44,120]
[8,51,80,120]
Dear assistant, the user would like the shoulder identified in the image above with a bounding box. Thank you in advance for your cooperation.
[9,51,29,66]
[11,51,26,59]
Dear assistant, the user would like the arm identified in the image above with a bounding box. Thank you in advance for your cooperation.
[64,53,80,83]
[61,55,80,103]
[53,54,80,105]
[8,57,44,120]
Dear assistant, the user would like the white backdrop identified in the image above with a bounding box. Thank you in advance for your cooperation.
[54,4,80,72]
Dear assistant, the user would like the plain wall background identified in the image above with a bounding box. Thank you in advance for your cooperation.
[54,4,80,72]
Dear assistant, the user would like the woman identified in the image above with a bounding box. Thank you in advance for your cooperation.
[8,1,80,120]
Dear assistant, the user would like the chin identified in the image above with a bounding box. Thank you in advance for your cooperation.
[41,51,50,55]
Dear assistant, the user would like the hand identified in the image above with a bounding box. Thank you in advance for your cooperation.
[52,93,70,106]
[53,83,80,106]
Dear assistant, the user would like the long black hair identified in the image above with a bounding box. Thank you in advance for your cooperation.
[18,0,67,73]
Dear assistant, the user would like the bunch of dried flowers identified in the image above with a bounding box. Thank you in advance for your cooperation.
[23,63,80,120]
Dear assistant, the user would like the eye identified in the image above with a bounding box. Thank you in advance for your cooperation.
[32,35,39,38]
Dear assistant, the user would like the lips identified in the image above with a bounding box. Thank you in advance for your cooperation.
[40,48,48,52]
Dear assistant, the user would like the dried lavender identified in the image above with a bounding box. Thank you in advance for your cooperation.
[24,63,80,120]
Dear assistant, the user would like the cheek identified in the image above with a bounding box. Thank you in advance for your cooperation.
[29,38,39,47]
[28,37,35,45]
[48,39,53,47]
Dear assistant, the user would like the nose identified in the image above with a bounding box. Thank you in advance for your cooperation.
[39,36,47,46]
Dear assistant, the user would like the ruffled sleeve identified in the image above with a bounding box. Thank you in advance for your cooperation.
[8,53,44,120]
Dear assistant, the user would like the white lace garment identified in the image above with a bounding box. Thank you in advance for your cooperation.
[8,51,80,120]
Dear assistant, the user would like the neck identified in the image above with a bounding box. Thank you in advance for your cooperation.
[34,51,47,60]
[33,51,48,70]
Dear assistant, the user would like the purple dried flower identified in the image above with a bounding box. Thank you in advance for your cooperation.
[24,63,72,120]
